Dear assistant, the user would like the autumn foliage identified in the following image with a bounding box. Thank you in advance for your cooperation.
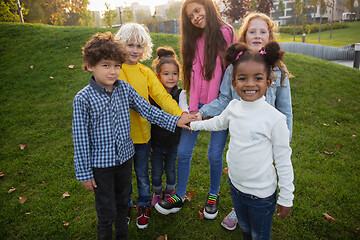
[221,0,273,22]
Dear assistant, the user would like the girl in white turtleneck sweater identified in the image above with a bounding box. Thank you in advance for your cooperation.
[190,41,294,240]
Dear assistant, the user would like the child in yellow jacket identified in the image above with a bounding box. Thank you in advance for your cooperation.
[115,23,184,229]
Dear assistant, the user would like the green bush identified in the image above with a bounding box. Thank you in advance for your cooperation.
[279,22,347,35]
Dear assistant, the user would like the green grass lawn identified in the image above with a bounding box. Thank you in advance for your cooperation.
[278,21,360,47]
[0,22,359,239]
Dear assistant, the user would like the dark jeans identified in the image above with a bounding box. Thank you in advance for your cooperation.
[229,180,277,240]
[128,142,152,207]
[93,159,132,240]
[150,145,178,191]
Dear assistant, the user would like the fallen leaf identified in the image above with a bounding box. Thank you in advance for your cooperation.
[29,65,33,69]
[227,190,231,194]
[0,172,4,177]
[335,144,342,148]
[19,196,27,204]
[156,235,168,240]
[185,190,195,202]
[323,213,336,222]
[25,212,31,215]
[18,171,24,175]
[351,134,357,139]
[322,123,329,126]
[62,191,70,198]
[20,182,26,186]
[337,98,341,102]
[41,180,46,185]
[19,144,27,150]
[198,210,204,220]
[68,65,74,69]
[8,188,16,193]
[49,76,54,79]
[63,221,69,226]
[197,205,204,212]
[324,151,333,155]
[222,167,228,174]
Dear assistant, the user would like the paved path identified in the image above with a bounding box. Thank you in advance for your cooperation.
[331,60,359,69]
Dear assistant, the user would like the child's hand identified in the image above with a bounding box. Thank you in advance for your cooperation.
[277,204,291,220]
[194,112,203,121]
[177,113,196,130]
[81,179,97,192]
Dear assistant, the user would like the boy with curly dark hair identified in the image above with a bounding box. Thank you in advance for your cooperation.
[72,32,193,240]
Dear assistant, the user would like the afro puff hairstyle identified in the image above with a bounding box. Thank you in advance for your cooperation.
[225,41,284,81]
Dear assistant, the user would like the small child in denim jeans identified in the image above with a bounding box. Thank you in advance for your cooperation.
[114,23,186,229]
[149,47,189,206]
[191,41,294,240]
[72,32,193,240]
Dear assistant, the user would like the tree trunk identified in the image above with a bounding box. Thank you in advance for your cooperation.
[318,14,322,42]
[330,0,334,39]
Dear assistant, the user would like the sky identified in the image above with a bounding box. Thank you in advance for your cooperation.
[87,0,170,15]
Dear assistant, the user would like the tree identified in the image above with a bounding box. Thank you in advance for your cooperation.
[102,3,117,28]
[222,0,251,22]
[279,0,285,13]
[165,1,182,20]
[257,0,273,15]
[122,7,134,23]
[21,0,88,25]
[64,0,90,26]
[318,0,327,42]
[222,0,273,22]
[309,0,318,24]
[250,0,258,11]
[134,9,151,24]
[0,0,28,22]
[22,0,47,23]
[329,0,334,39]
[345,0,359,20]
[45,0,68,25]
[78,9,95,26]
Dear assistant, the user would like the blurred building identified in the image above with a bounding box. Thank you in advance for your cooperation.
[155,0,182,20]
[148,19,180,34]
[270,0,348,26]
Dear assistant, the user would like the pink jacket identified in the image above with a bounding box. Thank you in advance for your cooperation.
[189,24,237,111]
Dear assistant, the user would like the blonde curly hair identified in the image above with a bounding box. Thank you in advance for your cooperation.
[115,23,153,61]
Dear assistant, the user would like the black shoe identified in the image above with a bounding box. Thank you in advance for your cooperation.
[204,193,219,219]
[154,194,184,215]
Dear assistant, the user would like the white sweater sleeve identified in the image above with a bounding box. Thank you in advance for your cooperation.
[179,90,189,112]
[190,101,231,131]
[272,117,294,207]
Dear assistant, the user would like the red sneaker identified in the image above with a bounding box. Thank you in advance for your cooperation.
[136,206,150,229]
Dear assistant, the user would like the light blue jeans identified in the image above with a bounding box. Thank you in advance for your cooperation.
[176,127,228,197]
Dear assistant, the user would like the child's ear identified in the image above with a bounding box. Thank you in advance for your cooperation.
[85,62,93,72]
[266,79,271,88]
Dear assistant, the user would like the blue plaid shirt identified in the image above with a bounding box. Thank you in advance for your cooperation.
[72,77,180,182]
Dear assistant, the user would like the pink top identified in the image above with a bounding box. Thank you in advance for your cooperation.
[189,24,237,111]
